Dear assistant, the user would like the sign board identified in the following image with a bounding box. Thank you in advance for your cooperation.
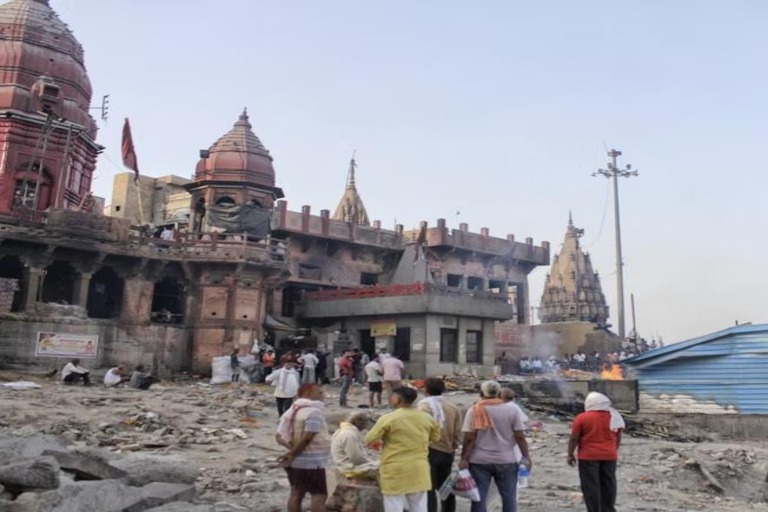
[371,320,396,337]
[35,332,98,358]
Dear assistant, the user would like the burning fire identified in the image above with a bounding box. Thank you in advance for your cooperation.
[600,363,624,381]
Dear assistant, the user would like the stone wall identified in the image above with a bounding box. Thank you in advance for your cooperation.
[0,315,189,377]
[494,321,623,364]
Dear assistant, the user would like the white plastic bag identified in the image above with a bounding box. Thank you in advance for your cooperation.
[453,469,481,502]
[438,470,459,502]
[210,356,232,385]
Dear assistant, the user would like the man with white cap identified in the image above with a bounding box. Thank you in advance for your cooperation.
[567,391,625,512]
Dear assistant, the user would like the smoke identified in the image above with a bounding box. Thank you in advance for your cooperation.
[528,329,562,359]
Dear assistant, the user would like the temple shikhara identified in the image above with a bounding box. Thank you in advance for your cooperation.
[539,214,609,325]
[0,0,551,377]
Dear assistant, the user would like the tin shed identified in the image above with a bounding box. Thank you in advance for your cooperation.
[624,324,768,415]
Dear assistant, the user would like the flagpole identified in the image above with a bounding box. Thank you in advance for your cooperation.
[135,176,145,225]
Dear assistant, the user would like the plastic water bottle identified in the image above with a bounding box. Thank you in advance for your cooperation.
[517,459,530,488]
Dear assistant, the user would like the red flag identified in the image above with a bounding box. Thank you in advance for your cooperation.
[121,118,139,183]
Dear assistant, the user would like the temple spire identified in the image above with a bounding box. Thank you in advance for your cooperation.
[346,154,357,188]
[538,215,609,325]
[332,153,370,226]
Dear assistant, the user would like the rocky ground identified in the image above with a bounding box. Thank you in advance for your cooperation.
[0,372,767,512]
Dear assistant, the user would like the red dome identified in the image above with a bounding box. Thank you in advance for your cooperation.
[0,0,96,131]
[195,109,275,187]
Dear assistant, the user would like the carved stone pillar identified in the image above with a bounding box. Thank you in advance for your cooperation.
[73,272,92,309]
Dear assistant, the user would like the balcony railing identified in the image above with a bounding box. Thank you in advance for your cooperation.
[127,228,288,263]
[305,282,508,302]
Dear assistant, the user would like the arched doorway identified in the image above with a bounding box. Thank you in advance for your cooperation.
[0,256,25,312]
[87,266,124,319]
[41,261,76,304]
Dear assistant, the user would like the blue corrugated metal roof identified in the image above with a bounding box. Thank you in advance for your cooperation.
[623,324,768,414]
[623,323,768,367]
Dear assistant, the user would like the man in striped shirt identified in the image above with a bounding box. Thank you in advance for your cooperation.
[277,383,331,512]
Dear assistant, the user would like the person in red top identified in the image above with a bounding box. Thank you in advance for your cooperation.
[338,353,355,407]
[568,392,625,512]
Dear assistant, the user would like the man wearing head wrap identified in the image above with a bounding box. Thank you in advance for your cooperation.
[567,392,626,512]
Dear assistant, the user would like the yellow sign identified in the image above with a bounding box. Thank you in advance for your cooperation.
[371,321,396,337]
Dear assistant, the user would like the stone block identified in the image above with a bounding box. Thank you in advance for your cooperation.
[0,457,59,490]
[41,450,127,481]
[11,480,140,512]
[143,505,213,512]
[0,436,67,461]
[134,483,195,511]
[325,473,383,512]
[111,455,199,486]
[9,480,193,512]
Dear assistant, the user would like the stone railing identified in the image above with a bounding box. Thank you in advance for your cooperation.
[305,282,508,302]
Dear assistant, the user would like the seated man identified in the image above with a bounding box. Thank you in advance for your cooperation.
[62,359,90,386]
[103,365,126,387]
[331,411,379,479]
[129,365,158,390]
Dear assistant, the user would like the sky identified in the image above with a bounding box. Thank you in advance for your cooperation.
[22,0,768,343]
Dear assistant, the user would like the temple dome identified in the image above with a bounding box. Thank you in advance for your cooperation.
[194,109,275,188]
[0,0,96,130]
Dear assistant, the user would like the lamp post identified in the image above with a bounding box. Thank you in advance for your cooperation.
[593,149,638,339]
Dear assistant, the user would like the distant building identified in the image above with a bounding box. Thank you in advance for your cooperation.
[539,214,609,325]
[109,174,191,227]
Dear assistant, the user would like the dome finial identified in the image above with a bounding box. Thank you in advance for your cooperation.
[235,108,251,128]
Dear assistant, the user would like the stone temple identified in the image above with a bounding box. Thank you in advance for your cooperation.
[0,0,551,377]
[539,214,609,326]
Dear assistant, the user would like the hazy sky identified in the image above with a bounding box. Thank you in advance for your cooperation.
[28,0,768,343]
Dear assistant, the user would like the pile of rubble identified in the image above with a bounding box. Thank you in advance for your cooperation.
[0,433,248,512]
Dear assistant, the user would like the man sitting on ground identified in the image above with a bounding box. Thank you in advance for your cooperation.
[331,411,378,479]
[129,365,158,390]
[62,359,90,385]
[103,365,126,387]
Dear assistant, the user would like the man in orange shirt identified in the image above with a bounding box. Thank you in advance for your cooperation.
[263,349,276,376]
[567,392,625,512]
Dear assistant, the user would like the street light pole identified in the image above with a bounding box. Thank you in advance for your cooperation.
[593,149,638,339]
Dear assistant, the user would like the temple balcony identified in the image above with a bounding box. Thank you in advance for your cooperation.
[296,282,515,320]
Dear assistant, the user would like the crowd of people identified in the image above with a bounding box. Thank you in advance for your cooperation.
[272,374,623,512]
[262,348,407,414]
